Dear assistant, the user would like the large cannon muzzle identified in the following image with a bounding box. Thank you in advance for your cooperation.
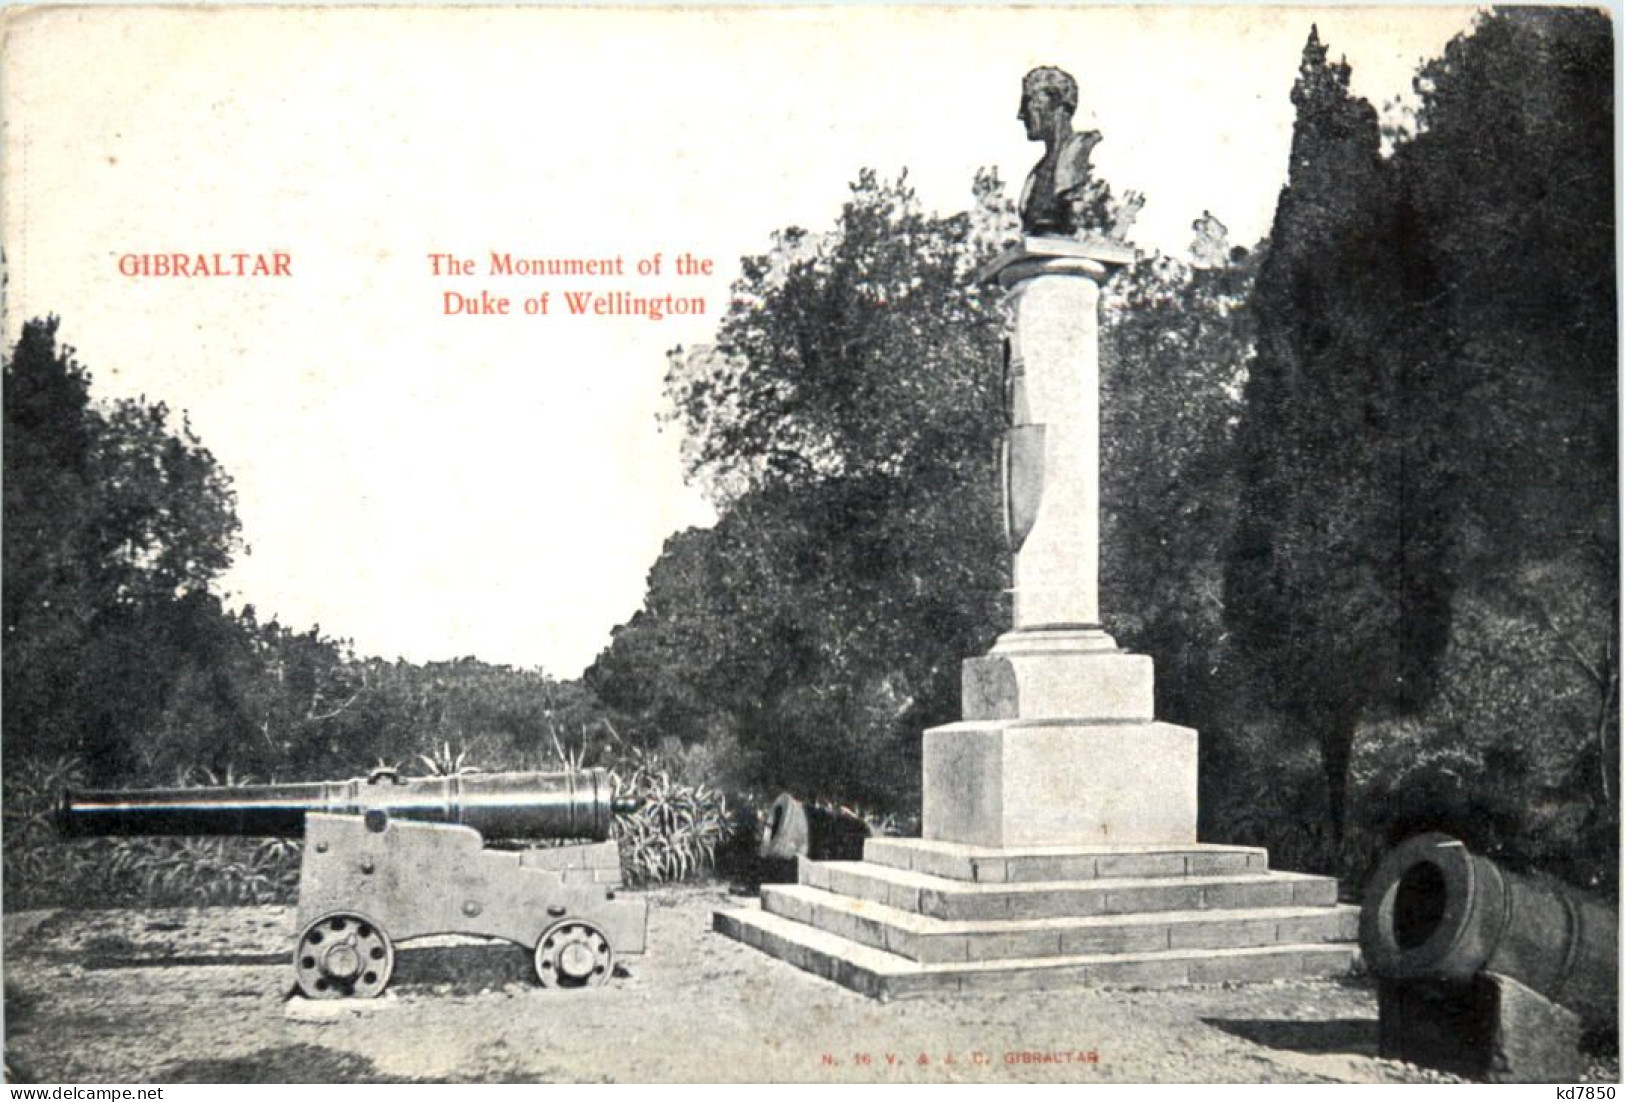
[59,768,637,843]
[1360,832,1617,1025]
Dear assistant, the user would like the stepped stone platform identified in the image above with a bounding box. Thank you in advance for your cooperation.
[715,838,1360,1001]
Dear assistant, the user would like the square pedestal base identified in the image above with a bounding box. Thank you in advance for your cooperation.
[962,648,1153,722]
[923,719,1197,847]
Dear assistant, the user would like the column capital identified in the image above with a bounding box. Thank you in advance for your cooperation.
[976,236,1136,289]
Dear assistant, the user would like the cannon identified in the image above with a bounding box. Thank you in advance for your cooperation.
[1360,833,1617,1080]
[60,768,648,999]
[758,793,871,863]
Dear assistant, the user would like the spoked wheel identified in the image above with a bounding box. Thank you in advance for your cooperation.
[294,912,395,999]
[533,920,614,988]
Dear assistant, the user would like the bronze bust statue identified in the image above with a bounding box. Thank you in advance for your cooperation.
[1017,67,1106,237]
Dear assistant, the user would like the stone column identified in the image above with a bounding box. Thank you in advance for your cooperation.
[1002,252,1105,631]
[921,237,1198,848]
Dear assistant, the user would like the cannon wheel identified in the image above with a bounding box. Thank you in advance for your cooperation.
[533,920,613,988]
[294,911,395,999]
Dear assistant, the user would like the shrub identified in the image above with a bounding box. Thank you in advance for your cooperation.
[609,749,732,886]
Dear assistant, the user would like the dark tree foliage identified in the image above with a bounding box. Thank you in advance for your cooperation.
[586,519,769,772]
[1399,7,1616,575]
[4,318,243,778]
[1362,8,1618,887]
[1225,29,1436,859]
[1227,13,1616,877]
[4,319,98,760]
[669,170,1008,507]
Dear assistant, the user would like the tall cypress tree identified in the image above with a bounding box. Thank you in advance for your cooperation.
[1224,30,1434,862]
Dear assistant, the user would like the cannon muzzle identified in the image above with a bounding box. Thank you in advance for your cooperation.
[59,768,628,843]
[1360,832,1618,1026]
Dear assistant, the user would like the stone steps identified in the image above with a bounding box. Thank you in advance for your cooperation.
[801,859,1334,921]
[714,903,1361,1001]
[714,840,1359,1000]
[864,837,1269,883]
[761,883,1360,963]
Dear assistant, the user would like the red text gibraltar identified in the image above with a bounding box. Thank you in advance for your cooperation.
[119,253,292,277]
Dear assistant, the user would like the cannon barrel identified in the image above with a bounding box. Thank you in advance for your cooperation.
[59,768,636,843]
[758,793,871,862]
[1360,832,1618,1025]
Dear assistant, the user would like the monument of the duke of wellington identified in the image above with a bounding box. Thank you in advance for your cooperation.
[717,68,1359,998]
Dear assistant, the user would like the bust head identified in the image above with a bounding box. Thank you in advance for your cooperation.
[1018,66,1078,141]
[1015,66,1108,236]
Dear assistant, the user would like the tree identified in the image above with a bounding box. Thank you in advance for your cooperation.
[1350,8,1618,882]
[1224,29,1443,863]
[4,318,243,777]
[1226,14,1616,875]
[4,318,100,758]
[668,169,1008,507]
[1397,8,1615,579]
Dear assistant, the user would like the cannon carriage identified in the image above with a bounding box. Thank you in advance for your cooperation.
[59,768,648,999]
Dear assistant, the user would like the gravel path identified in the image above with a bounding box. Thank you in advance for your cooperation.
[3,888,1616,1084]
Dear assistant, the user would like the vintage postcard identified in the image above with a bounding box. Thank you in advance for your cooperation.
[2,3,1616,1087]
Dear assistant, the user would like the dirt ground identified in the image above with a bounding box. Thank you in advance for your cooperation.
[2,886,1617,1084]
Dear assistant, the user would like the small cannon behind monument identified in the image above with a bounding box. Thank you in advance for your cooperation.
[758,793,872,864]
[59,768,648,999]
[1360,832,1617,1080]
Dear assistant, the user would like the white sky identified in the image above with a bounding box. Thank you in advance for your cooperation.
[2,4,1480,675]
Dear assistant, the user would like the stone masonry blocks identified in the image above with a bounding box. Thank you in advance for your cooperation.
[923,719,1198,847]
[962,648,1154,722]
